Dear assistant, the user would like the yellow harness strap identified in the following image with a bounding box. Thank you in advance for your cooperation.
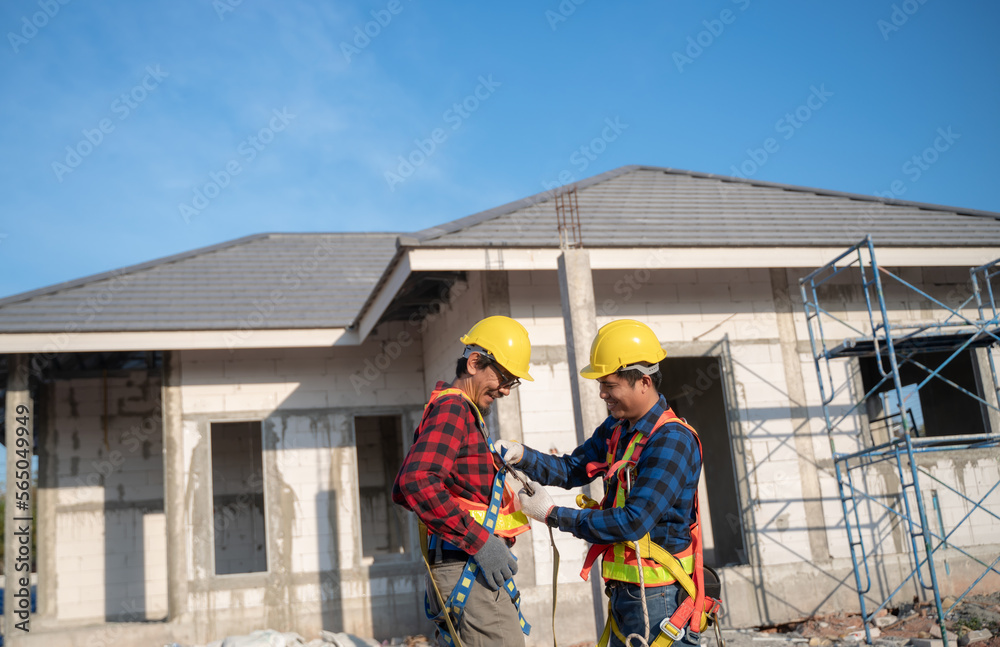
[595,534,704,647]
[634,534,697,601]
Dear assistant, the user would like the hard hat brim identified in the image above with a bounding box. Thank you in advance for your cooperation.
[505,365,534,381]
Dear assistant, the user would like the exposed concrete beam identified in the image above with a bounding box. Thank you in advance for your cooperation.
[480,271,536,581]
[161,350,188,623]
[974,348,1000,434]
[556,249,606,631]
[557,251,607,445]
[5,354,32,641]
[35,383,56,621]
[481,271,525,444]
[0,328,351,354]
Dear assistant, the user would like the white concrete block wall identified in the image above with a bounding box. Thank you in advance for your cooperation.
[272,443,356,574]
[509,270,567,348]
[518,358,593,583]
[172,337,428,638]
[792,266,981,348]
[420,274,484,392]
[180,326,427,417]
[51,372,168,623]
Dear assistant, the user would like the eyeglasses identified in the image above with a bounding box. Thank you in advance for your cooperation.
[490,363,521,390]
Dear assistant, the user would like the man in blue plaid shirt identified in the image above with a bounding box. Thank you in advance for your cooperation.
[499,319,703,647]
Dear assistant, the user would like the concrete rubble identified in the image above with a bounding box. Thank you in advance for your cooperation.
[168,594,1000,647]
[724,593,1000,647]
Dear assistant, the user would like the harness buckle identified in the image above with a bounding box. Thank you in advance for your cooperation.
[659,618,684,642]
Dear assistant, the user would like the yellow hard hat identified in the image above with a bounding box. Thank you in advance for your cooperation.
[460,315,534,381]
[580,319,666,379]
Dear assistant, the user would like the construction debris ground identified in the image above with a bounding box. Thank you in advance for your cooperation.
[187,592,999,647]
[730,593,1000,647]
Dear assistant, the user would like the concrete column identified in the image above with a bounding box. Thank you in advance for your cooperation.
[481,271,526,444]
[974,348,1000,434]
[35,383,56,621]
[5,354,33,641]
[161,351,188,622]
[770,269,832,564]
[556,249,606,628]
[480,271,536,579]
[557,250,607,447]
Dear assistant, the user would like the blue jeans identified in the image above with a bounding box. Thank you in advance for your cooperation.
[607,582,700,647]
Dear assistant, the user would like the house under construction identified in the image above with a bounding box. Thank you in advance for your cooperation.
[1,166,998,647]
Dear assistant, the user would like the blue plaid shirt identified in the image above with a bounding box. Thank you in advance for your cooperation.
[518,395,701,553]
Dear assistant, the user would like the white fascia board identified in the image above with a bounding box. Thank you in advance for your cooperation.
[0,328,355,354]
[408,248,560,271]
[407,247,1000,270]
[355,253,413,342]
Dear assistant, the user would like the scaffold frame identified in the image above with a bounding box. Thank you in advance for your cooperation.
[799,236,1000,646]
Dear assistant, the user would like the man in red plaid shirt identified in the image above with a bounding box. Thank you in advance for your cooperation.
[393,315,535,647]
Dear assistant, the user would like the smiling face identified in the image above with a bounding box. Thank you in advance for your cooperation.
[462,352,513,417]
[597,371,658,426]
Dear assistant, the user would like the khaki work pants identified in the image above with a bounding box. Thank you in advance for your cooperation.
[426,561,526,647]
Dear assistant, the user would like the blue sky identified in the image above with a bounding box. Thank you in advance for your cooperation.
[1,0,998,300]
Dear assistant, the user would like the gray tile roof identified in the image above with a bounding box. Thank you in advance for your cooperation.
[3,165,997,337]
[413,166,1000,247]
[0,233,399,332]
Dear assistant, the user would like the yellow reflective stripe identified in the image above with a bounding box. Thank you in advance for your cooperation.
[621,432,643,465]
[468,509,530,533]
[601,555,694,585]
[610,432,644,507]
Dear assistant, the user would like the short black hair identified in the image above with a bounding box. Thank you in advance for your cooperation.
[455,352,495,380]
[616,366,662,390]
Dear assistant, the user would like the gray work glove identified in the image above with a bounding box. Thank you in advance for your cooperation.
[495,439,523,464]
[517,480,554,523]
[472,535,518,591]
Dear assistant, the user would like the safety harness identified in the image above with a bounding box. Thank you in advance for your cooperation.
[579,408,723,647]
[418,387,532,647]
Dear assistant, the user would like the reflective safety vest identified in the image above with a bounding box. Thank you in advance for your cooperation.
[424,387,530,539]
[580,408,699,587]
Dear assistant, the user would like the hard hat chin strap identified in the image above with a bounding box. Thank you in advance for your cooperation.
[619,362,659,375]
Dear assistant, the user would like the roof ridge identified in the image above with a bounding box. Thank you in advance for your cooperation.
[0,233,274,308]
[412,165,643,243]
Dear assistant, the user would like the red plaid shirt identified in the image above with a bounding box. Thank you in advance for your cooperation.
[392,381,499,554]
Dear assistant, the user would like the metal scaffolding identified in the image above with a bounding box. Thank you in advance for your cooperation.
[799,236,1000,646]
